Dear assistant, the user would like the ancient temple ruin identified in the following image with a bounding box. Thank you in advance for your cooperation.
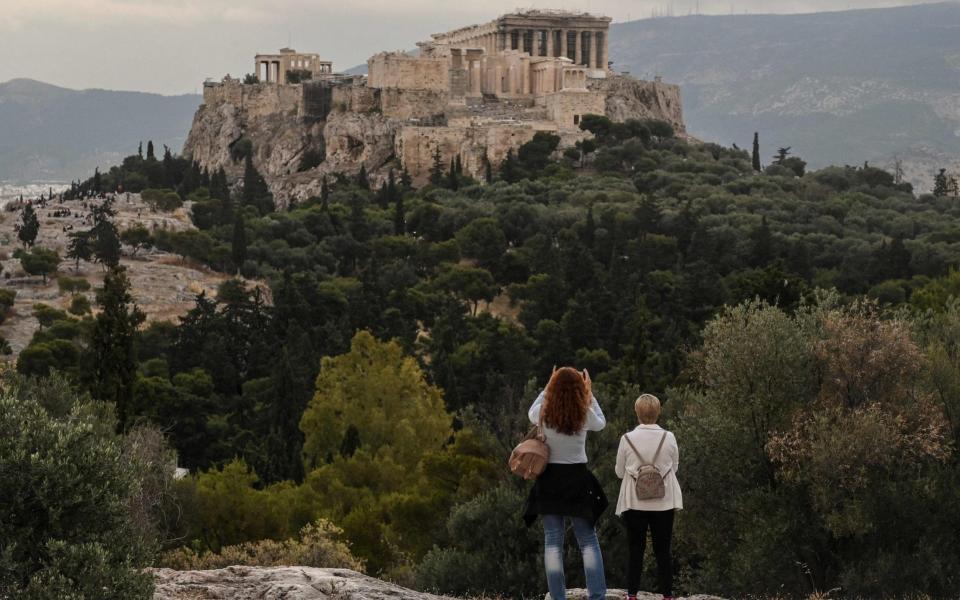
[254,48,333,84]
[188,10,686,203]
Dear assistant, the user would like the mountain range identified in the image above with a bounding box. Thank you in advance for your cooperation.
[0,79,199,182]
[610,1,960,190]
[3,2,960,189]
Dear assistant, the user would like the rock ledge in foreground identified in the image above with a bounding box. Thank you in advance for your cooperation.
[150,566,455,600]
[555,590,725,600]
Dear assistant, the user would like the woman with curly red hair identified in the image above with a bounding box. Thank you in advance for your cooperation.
[523,366,608,600]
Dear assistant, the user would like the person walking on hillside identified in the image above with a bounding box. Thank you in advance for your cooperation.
[615,394,682,600]
[523,367,608,600]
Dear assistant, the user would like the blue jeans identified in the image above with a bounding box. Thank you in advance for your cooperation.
[542,515,606,600]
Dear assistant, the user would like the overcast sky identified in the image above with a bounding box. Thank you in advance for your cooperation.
[0,0,947,94]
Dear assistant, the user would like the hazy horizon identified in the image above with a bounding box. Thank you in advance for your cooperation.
[0,0,950,95]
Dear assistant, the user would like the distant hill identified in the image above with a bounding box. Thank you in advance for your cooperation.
[609,2,960,191]
[0,79,199,182]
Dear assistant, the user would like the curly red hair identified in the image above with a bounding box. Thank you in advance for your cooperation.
[542,367,590,435]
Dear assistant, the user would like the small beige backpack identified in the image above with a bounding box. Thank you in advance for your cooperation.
[509,413,550,480]
[624,431,668,500]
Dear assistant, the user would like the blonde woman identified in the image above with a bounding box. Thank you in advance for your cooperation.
[615,394,682,600]
[524,367,609,600]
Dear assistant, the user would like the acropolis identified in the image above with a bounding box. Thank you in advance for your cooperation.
[185,10,687,203]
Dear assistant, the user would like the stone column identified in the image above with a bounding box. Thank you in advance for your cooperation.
[598,31,608,69]
[546,29,554,58]
[560,30,568,60]
[574,31,582,65]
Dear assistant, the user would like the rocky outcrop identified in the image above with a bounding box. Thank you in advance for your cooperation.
[589,75,687,136]
[560,589,725,600]
[184,74,690,207]
[151,567,454,600]
[150,568,727,600]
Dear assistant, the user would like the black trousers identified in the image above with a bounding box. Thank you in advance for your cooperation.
[622,509,674,596]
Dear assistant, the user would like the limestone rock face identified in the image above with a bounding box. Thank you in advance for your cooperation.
[151,566,455,600]
[558,590,725,600]
[182,101,244,179]
[588,76,687,136]
[322,111,399,176]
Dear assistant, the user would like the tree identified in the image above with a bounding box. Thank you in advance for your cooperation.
[91,209,122,268]
[934,168,949,197]
[87,267,146,432]
[146,140,155,160]
[242,154,273,215]
[231,213,247,273]
[121,224,152,256]
[0,382,154,599]
[772,146,792,164]
[67,230,93,271]
[750,216,773,266]
[393,188,406,236]
[752,132,762,172]
[300,330,451,471]
[19,247,60,283]
[18,204,39,248]
[429,146,445,186]
[355,164,369,190]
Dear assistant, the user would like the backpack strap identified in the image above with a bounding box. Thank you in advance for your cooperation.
[624,431,668,466]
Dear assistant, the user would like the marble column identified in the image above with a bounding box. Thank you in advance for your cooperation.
[559,30,567,60]
[545,30,553,58]
[574,31,582,65]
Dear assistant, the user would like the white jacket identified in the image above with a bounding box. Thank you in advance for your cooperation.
[614,424,683,515]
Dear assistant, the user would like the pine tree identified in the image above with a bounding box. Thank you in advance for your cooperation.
[232,213,247,273]
[86,267,145,432]
[146,140,155,160]
[17,204,39,248]
[90,200,121,268]
[752,132,762,172]
[67,231,93,271]
[429,147,444,185]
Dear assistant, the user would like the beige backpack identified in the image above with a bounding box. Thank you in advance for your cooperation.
[509,413,550,480]
[624,431,668,500]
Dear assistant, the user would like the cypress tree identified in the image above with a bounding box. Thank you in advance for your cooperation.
[355,165,369,190]
[447,158,459,190]
[394,189,405,236]
[400,168,413,190]
[934,168,949,197]
[232,213,247,273]
[752,132,762,172]
[146,140,155,161]
[429,147,444,185]
[87,267,145,432]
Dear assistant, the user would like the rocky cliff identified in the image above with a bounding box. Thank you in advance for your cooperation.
[150,566,725,600]
[183,75,688,207]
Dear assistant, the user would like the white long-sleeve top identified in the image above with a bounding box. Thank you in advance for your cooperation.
[614,424,683,514]
[528,389,606,464]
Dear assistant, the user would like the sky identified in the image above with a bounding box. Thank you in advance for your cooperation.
[0,0,947,95]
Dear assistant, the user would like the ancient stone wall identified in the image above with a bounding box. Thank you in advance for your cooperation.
[545,91,606,130]
[380,89,449,121]
[367,53,449,91]
[331,85,380,114]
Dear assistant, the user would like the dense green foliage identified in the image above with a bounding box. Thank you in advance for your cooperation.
[0,375,161,599]
[19,116,960,597]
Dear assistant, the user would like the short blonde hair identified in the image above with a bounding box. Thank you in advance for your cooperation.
[635,394,661,424]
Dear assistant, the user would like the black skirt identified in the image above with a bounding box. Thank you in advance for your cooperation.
[522,463,609,527]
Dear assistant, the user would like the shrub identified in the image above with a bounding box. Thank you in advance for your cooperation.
[68,294,92,316]
[57,275,91,295]
[141,188,183,211]
[159,519,362,571]
[0,383,154,599]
